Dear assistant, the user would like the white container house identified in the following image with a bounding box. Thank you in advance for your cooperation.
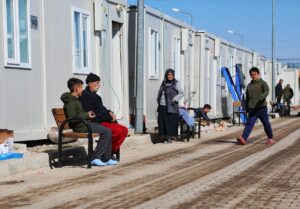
[128,5,195,127]
[0,0,129,141]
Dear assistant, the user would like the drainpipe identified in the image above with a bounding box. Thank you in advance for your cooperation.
[272,0,276,101]
[135,0,145,133]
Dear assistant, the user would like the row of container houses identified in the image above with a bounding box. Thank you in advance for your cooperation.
[0,0,297,141]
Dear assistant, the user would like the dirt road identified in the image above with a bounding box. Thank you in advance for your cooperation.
[0,118,299,209]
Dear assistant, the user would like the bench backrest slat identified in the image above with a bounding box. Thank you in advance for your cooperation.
[52,108,70,130]
[233,101,242,107]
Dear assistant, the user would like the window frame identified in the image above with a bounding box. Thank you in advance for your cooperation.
[3,0,32,69]
[172,35,181,81]
[148,27,159,79]
[71,7,91,74]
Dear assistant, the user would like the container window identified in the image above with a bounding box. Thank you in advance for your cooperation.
[4,0,31,68]
[72,8,90,74]
[173,37,181,80]
[149,29,159,79]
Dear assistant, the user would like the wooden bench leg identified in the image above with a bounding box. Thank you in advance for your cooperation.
[58,130,63,168]
[115,148,120,161]
[187,126,190,142]
[180,120,183,140]
[191,126,195,138]
[233,113,235,126]
[87,135,93,169]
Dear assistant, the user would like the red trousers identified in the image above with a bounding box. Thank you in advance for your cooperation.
[100,122,128,153]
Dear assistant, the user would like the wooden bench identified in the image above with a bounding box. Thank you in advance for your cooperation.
[187,108,202,139]
[232,101,247,126]
[178,108,202,142]
[52,108,100,168]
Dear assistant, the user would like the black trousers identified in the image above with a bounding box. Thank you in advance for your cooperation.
[284,98,291,116]
[276,95,282,104]
[157,105,179,138]
[90,123,112,162]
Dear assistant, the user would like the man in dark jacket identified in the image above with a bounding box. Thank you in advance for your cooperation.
[237,67,274,145]
[275,79,283,104]
[61,78,117,166]
[79,73,128,156]
[196,104,211,126]
[282,84,294,116]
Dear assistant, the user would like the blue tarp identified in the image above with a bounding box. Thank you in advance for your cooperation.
[0,153,23,161]
[179,108,195,127]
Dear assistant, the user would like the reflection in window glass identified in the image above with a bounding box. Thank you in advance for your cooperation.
[74,11,81,69]
[19,0,28,63]
[149,29,158,78]
[73,9,90,72]
[5,0,30,66]
[173,37,181,80]
[82,15,88,67]
[6,0,15,59]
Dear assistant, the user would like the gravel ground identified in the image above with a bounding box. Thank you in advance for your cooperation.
[0,117,299,209]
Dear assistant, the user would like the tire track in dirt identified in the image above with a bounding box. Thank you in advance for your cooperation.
[0,118,293,208]
[172,138,300,209]
[53,119,300,209]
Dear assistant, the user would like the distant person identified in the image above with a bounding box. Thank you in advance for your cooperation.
[157,69,184,143]
[79,73,128,160]
[196,104,212,126]
[237,67,274,145]
[61,78,117,166]
[275,79,283,104]
[282,84,294,116]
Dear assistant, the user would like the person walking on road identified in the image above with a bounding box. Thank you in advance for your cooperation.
[275,79,283,104]
[157,69,184,143]
[237,67,274,145]
[282,84,294,116]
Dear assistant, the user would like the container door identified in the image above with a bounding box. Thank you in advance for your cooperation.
[204,49,210,105]
[111,22,124,119]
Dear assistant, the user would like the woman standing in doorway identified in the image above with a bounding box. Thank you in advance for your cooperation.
[157,69,184,143]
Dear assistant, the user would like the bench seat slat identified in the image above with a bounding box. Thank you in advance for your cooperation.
[62,132,99,138]
[52,108,99,139]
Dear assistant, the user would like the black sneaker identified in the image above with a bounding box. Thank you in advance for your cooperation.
[111,154,119,161]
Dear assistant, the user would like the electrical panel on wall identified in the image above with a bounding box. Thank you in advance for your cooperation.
[181,28,189,51]
[94,0,108,31]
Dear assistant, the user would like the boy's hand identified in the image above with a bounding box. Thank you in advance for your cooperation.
[109,111,116,122]
[88,111,96,119]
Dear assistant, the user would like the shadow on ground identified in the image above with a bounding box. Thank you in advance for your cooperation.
[45,146,88,169]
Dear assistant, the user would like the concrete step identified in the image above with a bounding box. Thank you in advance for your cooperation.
[0,153,49,178]
[0,134,152,178]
